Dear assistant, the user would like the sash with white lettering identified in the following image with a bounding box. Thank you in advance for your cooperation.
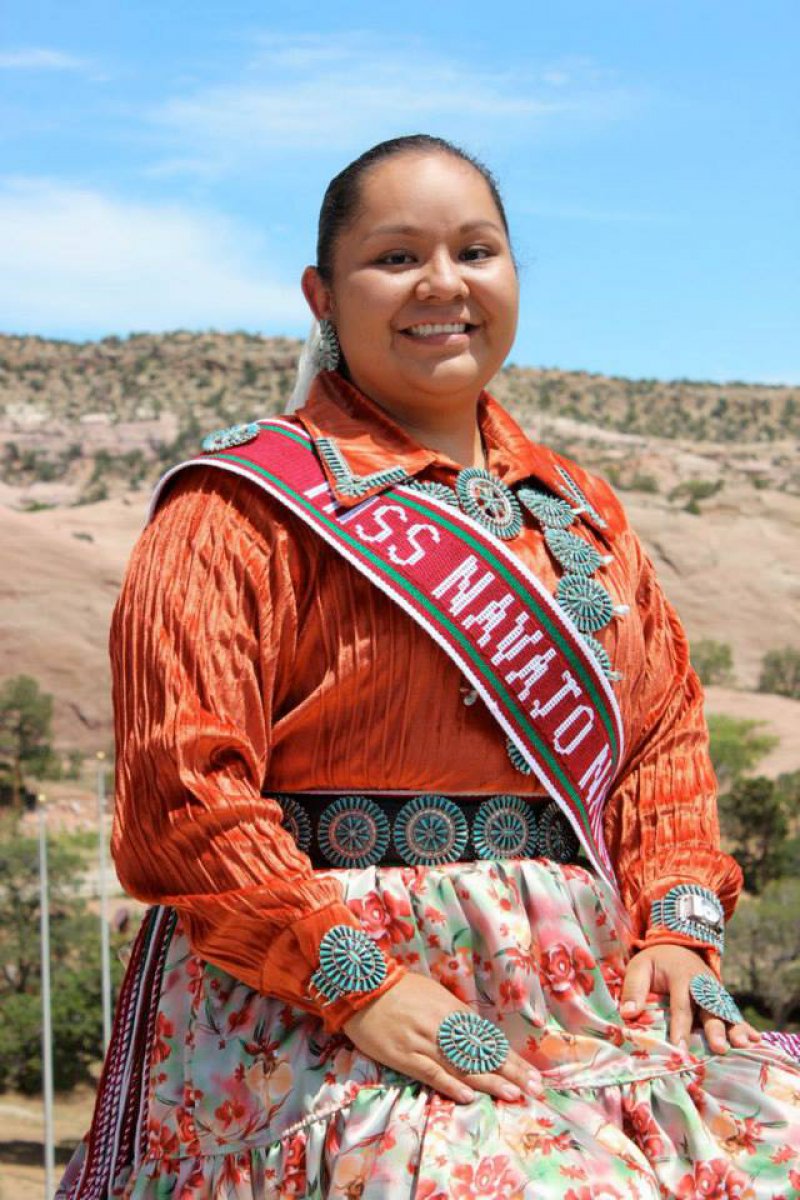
[149,419,626,889]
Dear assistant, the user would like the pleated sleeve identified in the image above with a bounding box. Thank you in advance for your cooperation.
[602,526,743,973]
[109,465,406,1033]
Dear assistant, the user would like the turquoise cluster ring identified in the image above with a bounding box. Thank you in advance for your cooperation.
[437,1011,510,1074]
[689,974,744,1026]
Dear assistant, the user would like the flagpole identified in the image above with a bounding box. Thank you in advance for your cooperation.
[38,792,55,1198]
[96,751,112,1050]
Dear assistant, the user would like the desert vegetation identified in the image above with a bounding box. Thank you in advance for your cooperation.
[1,332,798,508]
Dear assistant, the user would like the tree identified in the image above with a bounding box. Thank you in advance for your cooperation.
[691,639,735,686]
[0,818,130,1092]
[0,675,55,807]
[758,646,800,699]
[726,878,800,1026]
[718,776,791,894]
[707,714,777,792]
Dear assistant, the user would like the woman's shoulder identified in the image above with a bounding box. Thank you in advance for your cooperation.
[147,418,304,531]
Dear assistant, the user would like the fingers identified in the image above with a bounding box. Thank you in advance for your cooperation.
[413,1046,540,1107]
[620,952,652,1021]
[702,1014,729,1054]
[414,1057,478,1105]
[728,1023,752,1049]
[668,976,696,1048]
[476,1049,541,1102]
[707,1019,761,1052]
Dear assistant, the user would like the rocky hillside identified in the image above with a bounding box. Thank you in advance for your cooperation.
[1,331,798,760]
[1,332,798,510]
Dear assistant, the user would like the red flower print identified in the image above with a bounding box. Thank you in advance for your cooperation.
[718,1115,761,1156]
[213,1098,246,1130]
[174,1105,201,1156]
[564,1187,623,1200]
[431,946,474,1003]
[451,1153,526,1198]
[219,1152,250,1187]
[675,1159,750,1199]
[348,889,415,951]
[559,1165,587,1181]
[227,996,255,1032]
[423,904,447,925]
[186,955,205,1006]
[687,1077,709,1116]
[772,1146,794,1164]
[147,1117,179,1164]
[152,1011,174,1064]
[281,1132,307,1197]
[505,945,535,973]
[789,1168,800,1189]
[539,943,596,998]
[499,978,527,1010]
[416,1181,449,1200]
[518,1128,573,1155]
[622,1097,664,1159]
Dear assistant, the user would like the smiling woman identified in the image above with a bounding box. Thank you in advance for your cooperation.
[302,144,519,463]
[57,135,800,1200]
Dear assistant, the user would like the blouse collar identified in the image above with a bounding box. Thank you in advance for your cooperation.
[292,371,612,537]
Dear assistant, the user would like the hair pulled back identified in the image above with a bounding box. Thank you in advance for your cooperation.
[316,134,511,282]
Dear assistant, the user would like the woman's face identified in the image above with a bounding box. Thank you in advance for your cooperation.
[303,152,519,423]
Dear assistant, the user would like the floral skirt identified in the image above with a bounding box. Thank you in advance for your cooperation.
[58,858,800,1198]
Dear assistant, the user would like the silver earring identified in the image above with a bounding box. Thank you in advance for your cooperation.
[316,319,340,371]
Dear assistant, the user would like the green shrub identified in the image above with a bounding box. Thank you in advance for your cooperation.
[758,646,800,699]
[707,714,777,791]
[719,776,790,893]
[691,639,735,686]
[668,478,723,513]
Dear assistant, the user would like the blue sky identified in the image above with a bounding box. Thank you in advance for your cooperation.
[1,1,798,383]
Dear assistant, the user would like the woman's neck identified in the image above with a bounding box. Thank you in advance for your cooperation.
[357,386,487,470]
[395,415,486,470]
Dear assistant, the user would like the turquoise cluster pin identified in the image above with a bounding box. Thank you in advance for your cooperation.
[200,422,261,453]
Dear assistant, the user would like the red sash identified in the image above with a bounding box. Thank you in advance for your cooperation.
[150,419,626,889]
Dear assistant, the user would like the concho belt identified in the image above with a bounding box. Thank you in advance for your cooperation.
[273,791,583,870]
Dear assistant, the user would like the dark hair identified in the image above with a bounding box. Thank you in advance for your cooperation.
[316,134,512,282]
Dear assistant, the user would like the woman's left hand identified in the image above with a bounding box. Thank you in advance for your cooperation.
[619,944,762,1054]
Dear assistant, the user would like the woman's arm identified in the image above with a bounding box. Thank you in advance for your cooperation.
[110,465,406,1033]
[602,526,743,974]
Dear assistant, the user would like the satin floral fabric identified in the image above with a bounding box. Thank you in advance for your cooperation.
[63,861,800,1197]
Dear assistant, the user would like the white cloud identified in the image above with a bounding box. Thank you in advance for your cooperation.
[0,47,90,71]
[0,177,307,336]
[146,34,636,172]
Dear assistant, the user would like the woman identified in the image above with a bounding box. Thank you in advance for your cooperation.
[59,135,800,1198]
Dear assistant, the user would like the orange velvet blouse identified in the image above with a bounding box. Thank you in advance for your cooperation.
[109,372,742,1033]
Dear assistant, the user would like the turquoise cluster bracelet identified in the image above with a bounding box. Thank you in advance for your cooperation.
[650,884,725,953]
[308,924,388,1006]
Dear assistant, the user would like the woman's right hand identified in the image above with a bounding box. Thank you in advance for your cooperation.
[342,972,541,1105]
